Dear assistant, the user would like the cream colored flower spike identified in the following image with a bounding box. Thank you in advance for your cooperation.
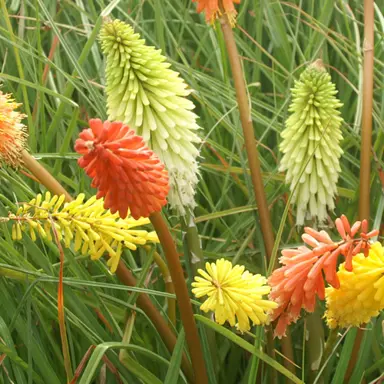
[279,60,343,225]
[100,20,200,215]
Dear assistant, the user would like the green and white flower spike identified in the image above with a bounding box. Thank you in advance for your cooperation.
[100,19,200,215]
[279,60,343,225]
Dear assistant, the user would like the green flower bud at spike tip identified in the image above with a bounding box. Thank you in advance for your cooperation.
[279,60,344,225]
[100,19,200,215]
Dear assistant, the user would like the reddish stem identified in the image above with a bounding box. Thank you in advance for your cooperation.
[150,211,208,384]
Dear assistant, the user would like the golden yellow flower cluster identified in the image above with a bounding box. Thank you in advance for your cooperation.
[325,242,384,328]
[192,258,277,332]
[9,192,158,272]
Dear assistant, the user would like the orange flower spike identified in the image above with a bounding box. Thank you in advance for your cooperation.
[193,0,241,25]
[0,90,27,167]
[75,119,169,220]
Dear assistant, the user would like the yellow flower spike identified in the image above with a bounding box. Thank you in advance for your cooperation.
[9,193,159,272]
[192,258,278,332]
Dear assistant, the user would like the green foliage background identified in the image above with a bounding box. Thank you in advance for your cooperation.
[0,0,383,383]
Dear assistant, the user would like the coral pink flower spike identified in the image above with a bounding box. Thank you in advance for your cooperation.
[75,119,169,220]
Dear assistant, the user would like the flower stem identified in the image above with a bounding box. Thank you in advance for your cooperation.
[21,150,72,201]
[348,0,375,379]
[51,217,73,381]
[181,211,204,276]
[19,153,194,382]
[358,0,374,221]
[150,211,208,384]
[219,15,274,261]
[320,328,339,368]
[219,13,295,376]
[152,249,176,327]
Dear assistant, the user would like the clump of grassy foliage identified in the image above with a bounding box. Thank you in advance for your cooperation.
[0,1,383,383]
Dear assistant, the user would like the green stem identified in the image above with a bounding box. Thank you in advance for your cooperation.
[306,311,325,382]
[152,250,176,327]
[321,328,339,368]
[182,211,204,276]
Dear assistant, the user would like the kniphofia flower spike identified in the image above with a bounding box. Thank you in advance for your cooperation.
[325,242,384,329]
[193,0,241,25]
[269,215,379,337]
[279,61,343,225]
[192,258,277,332]
[100,20,200,215]
[9,192,158,272]
[0,90,27,167]
[75,119,169,220]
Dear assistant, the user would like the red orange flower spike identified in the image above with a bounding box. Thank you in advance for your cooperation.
[193,0,241,24]
[269,215,379,338]
[75,119,169,220]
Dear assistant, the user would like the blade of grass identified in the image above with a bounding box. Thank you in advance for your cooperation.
[164,329,187,384]
[78,342,164,384]
[195,315,303,384]
[0,0,35,150]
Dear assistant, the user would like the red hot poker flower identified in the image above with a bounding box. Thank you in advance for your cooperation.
[0,90,27,167]
[193,0,241,25]
[269,215,379,338]
[75,119,169,220]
